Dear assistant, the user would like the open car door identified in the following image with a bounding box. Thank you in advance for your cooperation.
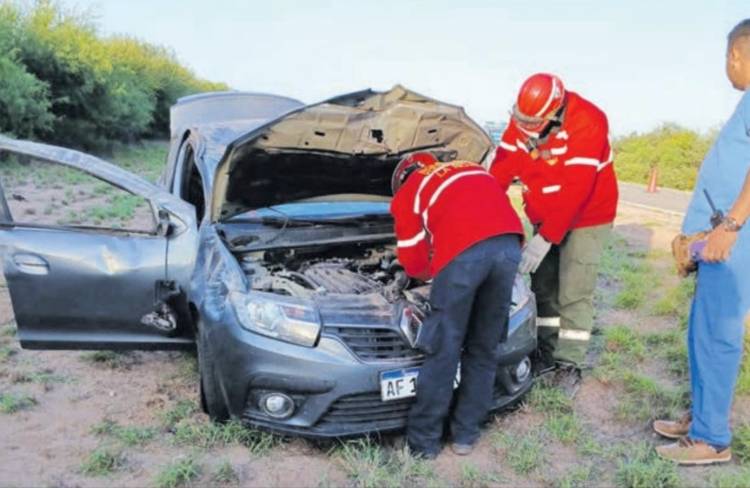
[0,136,198,350]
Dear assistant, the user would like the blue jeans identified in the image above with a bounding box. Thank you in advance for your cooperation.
[406,234,521,454]
[688,232,750,447]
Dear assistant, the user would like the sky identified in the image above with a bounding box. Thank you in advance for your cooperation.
[69,0,748,136]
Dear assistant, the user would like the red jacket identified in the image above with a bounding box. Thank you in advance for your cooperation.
[489,92,618,244]
[390,161,523,280]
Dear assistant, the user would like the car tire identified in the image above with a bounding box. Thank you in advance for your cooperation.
[197,320,230,423]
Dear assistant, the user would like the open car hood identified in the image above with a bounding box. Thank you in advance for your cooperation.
[210,85,492,222]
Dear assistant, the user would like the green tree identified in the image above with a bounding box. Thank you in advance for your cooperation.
[615,124,715,191]
[0,0,227,149]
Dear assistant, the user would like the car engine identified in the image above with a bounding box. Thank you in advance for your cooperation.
[236,244,431,309]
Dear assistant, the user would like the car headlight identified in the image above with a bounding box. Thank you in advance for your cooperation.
[230,291,321,347]
[510,274,532,315]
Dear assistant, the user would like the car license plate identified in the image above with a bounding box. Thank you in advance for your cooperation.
[380,364,461,402]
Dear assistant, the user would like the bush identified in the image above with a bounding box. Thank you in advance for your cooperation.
[0,1,226,149]
[614,124,715,191]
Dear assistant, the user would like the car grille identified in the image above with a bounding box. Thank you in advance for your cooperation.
[324,325,424,362]
[316,391,414,427]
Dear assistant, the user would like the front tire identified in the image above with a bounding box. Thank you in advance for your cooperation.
[197,319,229,422]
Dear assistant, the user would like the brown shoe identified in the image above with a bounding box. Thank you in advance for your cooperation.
[653,412,691,439]
[655,437,732,466]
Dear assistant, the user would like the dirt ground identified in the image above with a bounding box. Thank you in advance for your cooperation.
[0,181,748,487]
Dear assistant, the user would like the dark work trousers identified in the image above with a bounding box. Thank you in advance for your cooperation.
[406,234,521,455]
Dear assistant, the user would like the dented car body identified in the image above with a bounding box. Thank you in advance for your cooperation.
[0,86,537,437]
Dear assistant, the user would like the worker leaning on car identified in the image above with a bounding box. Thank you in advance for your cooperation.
[489,73,619,388]
[390,152,523,459]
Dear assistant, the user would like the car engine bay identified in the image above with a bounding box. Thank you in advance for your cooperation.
[235,243,431,311]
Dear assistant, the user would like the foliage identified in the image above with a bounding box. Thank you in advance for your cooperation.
[0,1,226,149]
[80,447,124,476]
[155,456,201,488]
[614,124,715,191]
[614,442,680,488]
[335,439,435,488]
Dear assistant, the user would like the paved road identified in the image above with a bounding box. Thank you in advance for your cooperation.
[618,181,692,216]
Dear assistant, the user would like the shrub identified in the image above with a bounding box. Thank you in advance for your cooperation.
[614,124,715,191]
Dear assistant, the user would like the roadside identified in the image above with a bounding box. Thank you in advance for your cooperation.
[618,181,692,217]
[0,144,748,487]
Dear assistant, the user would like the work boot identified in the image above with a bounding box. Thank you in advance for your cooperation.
[653,412,691,440]
[407,444,439,461]
[534,350,556,376]
[450,442,475,456]
[655,437,732,465]
[551,363,582,398]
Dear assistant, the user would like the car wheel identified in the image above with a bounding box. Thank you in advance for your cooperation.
[197,320,229,423]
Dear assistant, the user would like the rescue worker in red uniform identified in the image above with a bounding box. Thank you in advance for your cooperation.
[489,73,618,389]
[390,152,523,459]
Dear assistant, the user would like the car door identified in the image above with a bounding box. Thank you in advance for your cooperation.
[0,136,198,350]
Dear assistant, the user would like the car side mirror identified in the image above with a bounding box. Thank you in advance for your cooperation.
[156,208,175,237]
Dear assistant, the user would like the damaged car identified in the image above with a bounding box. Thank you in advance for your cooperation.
[0,86,536,437]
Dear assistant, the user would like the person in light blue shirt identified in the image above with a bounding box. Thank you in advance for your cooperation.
[653,19,750,465]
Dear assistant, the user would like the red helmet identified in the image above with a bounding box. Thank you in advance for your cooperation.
[391,152,437,194]
[512,73,566,134]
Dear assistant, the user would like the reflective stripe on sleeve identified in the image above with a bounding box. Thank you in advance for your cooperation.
[565,157,600,167]
[397,230,426,248]
[499,141,518,152]
[550,146,568,156]
[537,317,561,327]
[598,148,614,172]
[516,140,530,152]
[542,185,561,194]
[559,329,591,341]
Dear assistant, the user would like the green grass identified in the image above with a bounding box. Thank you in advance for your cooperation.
[85,193,147,225]
[0,345,17,361]
[172,418,277,454]
[0,323,16,337]
[733,423,750,464]
[492,431,545,475]
[161,400,198,430]
[0,393,37,413]
[557,465,592,488]
[615,372,687,422]
[91,418,157,447]
[80,447,124,477]
[613,442,680,488]
[709,468,750,488]
[738,328,750,396]
[80,350,132,369]
[653,278,694,328]
[336,439,434,488]
[603,325,646,358]
[111,142,168,183]
[527,383,572,415]
[155,456,201,488]
[11,369,69,385]
[173,352,199,383]
[545,413,585,445]
[597,237,654,310]
[212,460,239,484]
[645,330,688,378]
[458,462,503,487]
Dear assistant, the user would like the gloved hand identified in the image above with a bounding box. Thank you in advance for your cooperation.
[519,234,552,274]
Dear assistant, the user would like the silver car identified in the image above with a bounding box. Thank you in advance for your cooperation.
[0,86,537,437]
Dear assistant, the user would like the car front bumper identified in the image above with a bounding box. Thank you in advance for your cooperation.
[208,297,537,438]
